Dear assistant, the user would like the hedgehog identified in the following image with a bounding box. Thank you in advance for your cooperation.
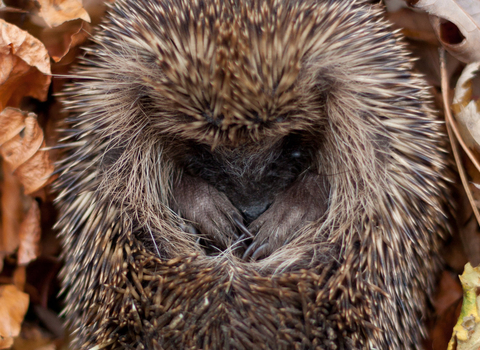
[55,0,451,348]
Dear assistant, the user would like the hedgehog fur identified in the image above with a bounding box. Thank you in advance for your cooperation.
[55,0,451,348]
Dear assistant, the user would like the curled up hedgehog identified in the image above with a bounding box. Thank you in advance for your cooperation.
[55,0,452,348]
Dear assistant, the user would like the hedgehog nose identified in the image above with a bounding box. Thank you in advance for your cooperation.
[239,202,270,223]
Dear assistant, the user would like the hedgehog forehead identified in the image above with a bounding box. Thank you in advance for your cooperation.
[135,0,329,127]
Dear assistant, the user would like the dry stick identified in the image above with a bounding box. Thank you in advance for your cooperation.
[440,50,480,172]
[439,48,480,226]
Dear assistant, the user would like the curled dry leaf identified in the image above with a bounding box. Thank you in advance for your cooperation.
[0,285,29,349]
[37,0,90,28]
[411,0,480,63]
[0,108,24,150]
[0,108,55,194]
[41,20,90,62]
[15,149,56,195]
[17,201,41,266]
[448,263,480,350]
[1,114,44,172]
[0,19,51,109]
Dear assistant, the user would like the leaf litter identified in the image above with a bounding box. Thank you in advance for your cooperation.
[0,0,478,349]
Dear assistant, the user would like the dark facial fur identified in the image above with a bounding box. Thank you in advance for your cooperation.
[55,0,452,349]
[179,134,315,223]
[168,132,328,257]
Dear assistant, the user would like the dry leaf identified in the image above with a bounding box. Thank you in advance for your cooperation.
[387,9,438,45]
[83,0,112,23]
[1,114,44,172]
[0,108,55,194]
[0,160,22,260]
[0,108,25,149]
[452,62,480,150]
[15,149,56,194]
[457,200,480,267]
[431,271,463,350]
[410,0,480,63]
[0,19,51,109]
[433,298,463,350]
[0,285,29,349]
[17,201,41,266]
[435,270,464,316]
[37,0,90,27]
[41,20,90,62]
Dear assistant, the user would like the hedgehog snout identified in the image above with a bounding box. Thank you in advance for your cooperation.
[237,201,271,223]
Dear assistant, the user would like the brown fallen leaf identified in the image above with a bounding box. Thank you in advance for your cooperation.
[435,270,464,316]
[0,113,24,266]
[17,201,41,266]
[0,285,29,349]
[0,19,51,110]
[0,108,55,194]
[0,108,54,272]
[0,160,22,264]
[83,0,113,23]
[0,108,25,146]
[429,268,463,349]
[37,0,90,28]
[387,8,439,45]
[41,19,90,62]
[15,148,56,195]
[432,298,463,350]
[1,113,44,172]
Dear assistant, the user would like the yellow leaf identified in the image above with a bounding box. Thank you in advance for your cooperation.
[448,263,480,349]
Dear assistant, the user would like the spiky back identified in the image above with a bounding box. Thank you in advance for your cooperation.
[55,0,451,348]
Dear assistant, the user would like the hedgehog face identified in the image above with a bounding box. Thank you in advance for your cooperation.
[108,0,334,148]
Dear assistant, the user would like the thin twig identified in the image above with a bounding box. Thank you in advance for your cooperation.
[440,48,480,226]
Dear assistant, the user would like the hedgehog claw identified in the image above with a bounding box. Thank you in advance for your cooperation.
[242,242,269,261]
[233,215,253,238]
[242,242,255,260]
[179,222,198,235]
[251,243,268,261]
